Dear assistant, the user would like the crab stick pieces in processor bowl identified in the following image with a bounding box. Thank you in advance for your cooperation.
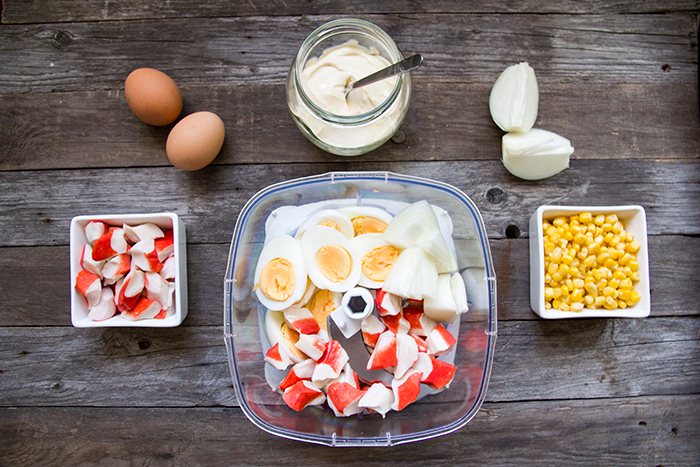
[255,199,472,417]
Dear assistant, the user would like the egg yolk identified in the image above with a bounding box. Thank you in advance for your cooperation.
[316,244,352,283]
[259,258,295,301]
[318,219,340,231]
[280,323,306,360]
[352,216,388,236]
[361,245,400,281]
[308,289,338,331]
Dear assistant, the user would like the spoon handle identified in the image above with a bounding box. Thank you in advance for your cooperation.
[347,54,423,93]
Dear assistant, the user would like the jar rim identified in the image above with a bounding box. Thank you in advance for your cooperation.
[293,18,405,125]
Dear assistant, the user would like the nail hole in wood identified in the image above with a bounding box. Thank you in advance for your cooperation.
[505,224,521,238]
[486,187,507,204]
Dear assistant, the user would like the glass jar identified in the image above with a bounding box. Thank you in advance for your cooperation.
[286,19,412,156]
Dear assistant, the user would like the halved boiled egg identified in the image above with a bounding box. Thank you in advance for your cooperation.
[339,206,394,237]
[254,234,307,311]
[301,225,361,293]
[264,309,307,362]
[307,288,342,331]
[295,209,354,240]
[350,233,401,289]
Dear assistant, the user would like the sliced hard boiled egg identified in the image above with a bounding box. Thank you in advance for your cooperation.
[301,225,361,293]
[382,247,438,300]
[264,309,307,362]
[350,233,400,289]
[254,234,307,311]
[295,209,354,240]
[339,206,394,236]
[308,288,342,331]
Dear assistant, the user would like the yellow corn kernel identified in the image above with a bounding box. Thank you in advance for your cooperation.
[552,299,563,309]
[610,235,621,247]
[562,230,573,241]
[603,232,614,244]
[594,214,605,226]
[613,270,626,281]
[609,278,621,289]
[584,295,595,306]
[604,296,617,309]
[552,288,562,299]
[571,302,584,312]
[577,247,589,260]
[552,272,563,283]
[584,282,598,295]
[569,266,580,278]
[579,212,592,223]
[545,287,554,300]
[593,268,607,281]
[544,242,556,255]
[559,302,571,311]
[612,221,623,234]
[584,274,595,284]
[573,233,587,244]
[584,255,597,268]
[631,271,641,282]
[619,278,633,289]
[545,301,552,309]
[618,288,632,301]
[629,290,641,302]
[602,222,613,233]
[595,296,606,307]
[619,253,633,265]
[605,214,618,224]
[602,286,616,298]
[619,231,628,242]
[595,235,605,244]
[550,233,562,244]
[588,242,601,255]
[560,285,570,296]
[562,254,574,266]
[548,263,559,275]
[617,300,627,309]
[559,264,570,276]
[550,248,563,262]
[546,226,557,237]
[553,216,567,226]
[573,278,585,289]
[623,266,633,277]
[626,241,640,253]
[557,239,569,249]
[628,259,639,272]
[596,280,608,291]
[571,289,584,302]
[626,232,635,241]
[604,258,617,270]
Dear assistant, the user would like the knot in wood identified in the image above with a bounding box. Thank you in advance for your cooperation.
[54,31,73,46]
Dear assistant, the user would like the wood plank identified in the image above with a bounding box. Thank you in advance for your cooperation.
[0,318,696,406]
[0,14,695,94]
[1,235,698,327]
[1,396,698,465]
[3,0,698,24]
[1,82,697,171]
[0,160,697,248]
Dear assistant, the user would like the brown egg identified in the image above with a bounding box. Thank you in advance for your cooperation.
[124,68,182,126]
[166,111,225,171]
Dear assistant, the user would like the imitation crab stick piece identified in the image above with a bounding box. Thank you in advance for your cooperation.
[311,340,349,384]
[80,244,105,279]
[130,239,163,273]
[122,296,162,321]
[85,221,108,244]
[278,358,315,392]
[282,380,326,412]
[75,269,102,309]
[327,382,366,417]
[123,222,164,244]
[391,368,423,411]
[366,331,398,371]
[101,253,130,285]
[159,255,176,280]
[374,289,402,316]
[361,313,386,348]
[88,287,116,321]
[92,228,128,261]
[294,333,327,361]
[381,311,410,335]
[283,306,320,335]
[155,229,175,262]
[426,324,457,356]
[411,333,429,353]
[394,333,420,379]
[144,272,171,310]
[265,343,293,371]
[115,269,145,311]
[412,353,457,390]
[321,362,360,391]
[402,305,437,337]
[358,382,394,418]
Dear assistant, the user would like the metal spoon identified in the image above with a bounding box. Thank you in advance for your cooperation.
[344,54,423,97]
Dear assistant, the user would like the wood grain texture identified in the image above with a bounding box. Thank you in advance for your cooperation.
[1,82,697,171]
[0,13,695,94]
[0,397,698,466]
[0,160,697,248]
[0,317,697,407]
[1,235,698,328]
[3,0,699,24]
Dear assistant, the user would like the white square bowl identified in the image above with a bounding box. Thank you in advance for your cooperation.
[529,205,650,319]
[70,212,188,327]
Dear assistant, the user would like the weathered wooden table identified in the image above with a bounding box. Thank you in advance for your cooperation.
[1,1,698,465]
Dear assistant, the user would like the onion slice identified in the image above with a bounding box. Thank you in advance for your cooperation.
[423,273,469,323]
[382,247,438,300]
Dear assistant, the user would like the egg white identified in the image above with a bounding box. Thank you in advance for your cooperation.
[254,234,307,311]
[301,225,361,293]
[295,209,354,240]
[350,233,398,289]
